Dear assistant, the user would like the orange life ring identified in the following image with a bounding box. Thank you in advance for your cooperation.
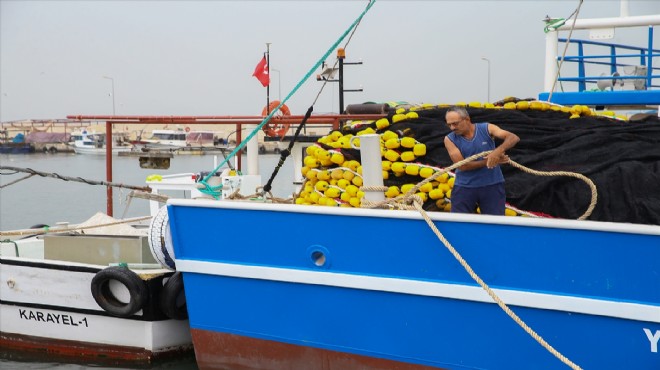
[185,126,190,133]
[262,100,291,138]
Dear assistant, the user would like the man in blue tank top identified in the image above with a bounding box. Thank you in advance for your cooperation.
[444,106,519,215]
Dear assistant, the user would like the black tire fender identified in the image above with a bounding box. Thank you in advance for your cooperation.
[160,271,188,320]
[91,266,148,317]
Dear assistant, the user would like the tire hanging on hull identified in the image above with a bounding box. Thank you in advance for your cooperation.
[148,206,176,270]
[90,266,148,317]
[160,271,188,320]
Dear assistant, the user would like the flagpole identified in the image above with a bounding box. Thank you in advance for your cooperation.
[266,42,271,112]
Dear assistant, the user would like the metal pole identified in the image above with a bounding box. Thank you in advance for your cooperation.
[266,43,271,112]
[481,57,491,102]
[339,56,345,114]
[105,121,113,216]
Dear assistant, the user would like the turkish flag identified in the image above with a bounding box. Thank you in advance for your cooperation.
[252,56,270,87]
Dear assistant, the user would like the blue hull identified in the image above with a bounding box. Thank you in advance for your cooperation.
[167,200,660,370]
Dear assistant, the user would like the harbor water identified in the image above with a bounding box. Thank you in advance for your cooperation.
[0,151,295,369]
[0,152,295,231]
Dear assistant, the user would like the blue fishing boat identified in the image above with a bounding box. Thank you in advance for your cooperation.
[155,2,660,369]
[0,132,34,154]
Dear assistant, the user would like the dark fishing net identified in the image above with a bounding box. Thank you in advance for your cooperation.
[344,107,660,225]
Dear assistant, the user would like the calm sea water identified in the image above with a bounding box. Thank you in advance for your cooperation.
[0,151,294,370]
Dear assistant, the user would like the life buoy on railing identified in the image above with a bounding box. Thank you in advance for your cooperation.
[90,266,148,318]
[262,100,291,138]
[148,206,176,270]
[160,271,188,320]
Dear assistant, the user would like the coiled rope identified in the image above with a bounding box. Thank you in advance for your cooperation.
[362,151,593,370]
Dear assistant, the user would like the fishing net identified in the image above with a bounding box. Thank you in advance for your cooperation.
[299,102,660,225]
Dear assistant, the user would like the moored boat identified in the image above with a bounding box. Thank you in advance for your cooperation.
[0,132,34,154]
[0,214,193,366]
[157,2,660,370]
[71,130,133,155]
[132,129,233,155]
[0,171,222,365]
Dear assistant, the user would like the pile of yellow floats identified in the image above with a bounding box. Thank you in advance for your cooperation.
[295,100,625,215]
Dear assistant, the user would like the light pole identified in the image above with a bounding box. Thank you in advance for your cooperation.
[102,76,116,115]
[480,57,491,102]
[271,68,282,101]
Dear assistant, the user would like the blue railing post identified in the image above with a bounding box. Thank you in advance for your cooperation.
[609,45,617,75]
[578,42,586,92]
[648,26,654,89]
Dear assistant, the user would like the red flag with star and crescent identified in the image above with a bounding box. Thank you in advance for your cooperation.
[252,55,270,87]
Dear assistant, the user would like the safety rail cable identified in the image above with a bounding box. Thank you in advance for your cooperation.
[361,150,596,370]
[547,0,584,103]
[197,0,377,198]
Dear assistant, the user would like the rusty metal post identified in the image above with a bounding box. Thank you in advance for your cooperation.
[106,121,113,216]
[236,123,242,171]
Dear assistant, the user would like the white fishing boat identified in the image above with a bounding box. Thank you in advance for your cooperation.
[131,128,234,155]
[0,172,215,366]
[70,130,133,155]
[137,129,187,149]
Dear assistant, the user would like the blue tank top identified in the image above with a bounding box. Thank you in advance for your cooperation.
[447,122,504,187]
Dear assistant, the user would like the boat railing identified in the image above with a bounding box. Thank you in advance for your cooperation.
[540,13,660,107]
[556,32,660,92]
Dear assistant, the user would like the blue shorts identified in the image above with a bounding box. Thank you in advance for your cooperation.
[450,183,506,215]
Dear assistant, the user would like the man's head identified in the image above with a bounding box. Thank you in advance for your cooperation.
[445,106,472,136]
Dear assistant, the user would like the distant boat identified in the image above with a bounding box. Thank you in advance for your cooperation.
[26,131,72,154]
[132,129,231,155]
[71,130,133,155]
[0,132,35,154]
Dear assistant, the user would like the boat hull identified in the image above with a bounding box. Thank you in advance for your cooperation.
[190,329,444,370]
[166,200,660,370]
[72,146,133,155]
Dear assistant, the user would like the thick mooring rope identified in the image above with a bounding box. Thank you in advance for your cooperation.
[0,166,152,192]
[410,200,582,370]
[362,152,592,370]
[0,215,153,238]
[362,150,597,220]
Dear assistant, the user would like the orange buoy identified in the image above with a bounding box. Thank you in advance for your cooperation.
[262,100,291,138]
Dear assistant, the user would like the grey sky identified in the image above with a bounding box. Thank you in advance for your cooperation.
[1,0,659,122]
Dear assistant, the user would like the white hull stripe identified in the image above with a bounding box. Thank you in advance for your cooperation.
[167,199,660,236]
[176,259,660,323]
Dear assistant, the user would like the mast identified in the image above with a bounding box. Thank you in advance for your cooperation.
[266,42,271,111]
